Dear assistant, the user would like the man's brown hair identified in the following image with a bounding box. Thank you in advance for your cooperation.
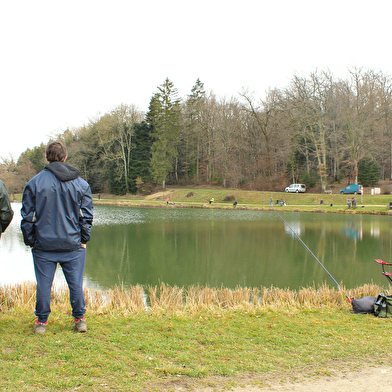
[46,142,67,163]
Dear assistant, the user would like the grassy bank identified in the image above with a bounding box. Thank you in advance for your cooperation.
[90,188,392,215]
[13,187,392,214]
[1,282,391,391]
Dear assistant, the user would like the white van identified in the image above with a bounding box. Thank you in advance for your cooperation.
[284,184,306,193]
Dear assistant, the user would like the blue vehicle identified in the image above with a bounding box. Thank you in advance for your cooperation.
[340,184,363,194]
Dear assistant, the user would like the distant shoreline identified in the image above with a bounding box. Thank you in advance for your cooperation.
[12,187,392,215]
[92,199,392,216]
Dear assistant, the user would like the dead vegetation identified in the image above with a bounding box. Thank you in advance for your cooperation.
[0,281,385,314]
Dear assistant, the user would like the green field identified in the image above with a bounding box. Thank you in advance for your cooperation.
[85,187,392,215]
[1,282,391,391]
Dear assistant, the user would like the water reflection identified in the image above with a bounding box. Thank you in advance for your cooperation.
[84,207,392,290]
[0,203,34,284]
[340,221,363,242]
[1,203,392,290]
[370,221,380,238]
[284,220,303,237]
[0,203,98,289]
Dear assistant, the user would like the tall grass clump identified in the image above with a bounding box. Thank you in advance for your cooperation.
[105,283,146,312]
[148,282,185,310]
[184,285,261,311]
[0,282,36,311]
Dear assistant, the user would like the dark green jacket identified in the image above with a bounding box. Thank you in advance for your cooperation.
[0,179,13,236]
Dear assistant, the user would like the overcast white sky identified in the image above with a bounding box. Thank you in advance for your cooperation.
[1,0,392,159]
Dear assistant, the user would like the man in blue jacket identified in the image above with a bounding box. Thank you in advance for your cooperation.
[21,142,93,335]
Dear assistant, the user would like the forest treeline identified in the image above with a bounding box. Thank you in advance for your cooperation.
[1,68,389,195]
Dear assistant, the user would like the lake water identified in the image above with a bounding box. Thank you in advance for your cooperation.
[1,203,392,291]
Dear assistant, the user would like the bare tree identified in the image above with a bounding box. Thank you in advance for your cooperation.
[340,69,377,183]
[374,72,392,179]
[283,71,336,191]
[111,104,144,191]
[240,90,274,178]
[0,155,21,198]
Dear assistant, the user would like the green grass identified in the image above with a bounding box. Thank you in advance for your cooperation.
[89,188,392,215]
[1,308,391,391]
[1,283,391,391]
[13,186,392,214]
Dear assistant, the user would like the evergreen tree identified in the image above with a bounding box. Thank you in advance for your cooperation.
[184,78,206,182]
[129,121,153,193]
[147,78,181,184]
[358,157,380,186]
[107,161,127,195]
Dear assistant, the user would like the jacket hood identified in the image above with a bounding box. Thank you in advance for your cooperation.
[45,162,80,182]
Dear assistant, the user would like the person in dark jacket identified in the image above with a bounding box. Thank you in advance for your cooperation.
[0,179,13,239]
[21,142,93,335]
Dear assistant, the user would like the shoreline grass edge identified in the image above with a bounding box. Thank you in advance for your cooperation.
[1,281,388,314]
[1,282,391,392]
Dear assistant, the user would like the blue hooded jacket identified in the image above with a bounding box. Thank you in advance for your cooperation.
[21,162,93,252]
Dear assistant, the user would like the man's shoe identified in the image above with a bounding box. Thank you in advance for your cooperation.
[74,318,87,333]
[34,321,47,335]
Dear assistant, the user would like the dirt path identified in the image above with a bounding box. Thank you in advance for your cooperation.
[160,366,392,391]
[229,366,392,391]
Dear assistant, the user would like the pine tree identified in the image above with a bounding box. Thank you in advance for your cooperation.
[358,157,380,186]
[147,78,181,184]
[184,78,206,182]
[129,121,153,192]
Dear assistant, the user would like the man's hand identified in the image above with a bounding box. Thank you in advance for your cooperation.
[81,243,86,249]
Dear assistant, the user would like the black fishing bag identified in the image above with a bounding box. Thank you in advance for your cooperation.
[351,296,376,314]
[373,293,392,318]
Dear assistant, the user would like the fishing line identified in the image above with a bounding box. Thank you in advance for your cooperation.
[98,200,351,300]
[267,200,351,301]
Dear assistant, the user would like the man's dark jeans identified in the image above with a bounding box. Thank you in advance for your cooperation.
[32,247,86,323]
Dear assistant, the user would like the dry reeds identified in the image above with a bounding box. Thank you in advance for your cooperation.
[90,284,147,313]
[0,282,36,311]
[148,283,184,309]
[184,285,260,311]
[1,281,389,314]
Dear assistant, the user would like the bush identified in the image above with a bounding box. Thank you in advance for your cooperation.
[381,184,392,195]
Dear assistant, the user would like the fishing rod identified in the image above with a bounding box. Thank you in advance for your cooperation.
[269,201,351,301]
